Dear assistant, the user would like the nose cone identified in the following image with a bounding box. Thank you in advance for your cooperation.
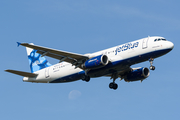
[167,41,174,50]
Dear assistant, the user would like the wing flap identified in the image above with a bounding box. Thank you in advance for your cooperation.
[37,50,75,63]
[5,69,38,77]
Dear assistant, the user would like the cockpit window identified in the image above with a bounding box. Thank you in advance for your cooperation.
[161,39,167,41]
[154,39,159,41]
[154,38,167,42]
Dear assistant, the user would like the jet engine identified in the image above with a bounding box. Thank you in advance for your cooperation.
[82,55,108,69]
[124,67,150,82]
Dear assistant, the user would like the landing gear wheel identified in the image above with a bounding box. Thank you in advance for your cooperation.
[109,82,114,89]
[113,83,118,90]
[85,76,90,82]
[109,82,118,90]
[82,75,90,82]
[150,66,155,70]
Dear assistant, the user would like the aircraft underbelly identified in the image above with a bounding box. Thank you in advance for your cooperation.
[87,63,128,77]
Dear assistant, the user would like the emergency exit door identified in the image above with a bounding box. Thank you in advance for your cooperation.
[45,68,50,78]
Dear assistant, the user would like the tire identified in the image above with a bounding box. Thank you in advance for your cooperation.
[109,82,114,89]
[113,83,118,90]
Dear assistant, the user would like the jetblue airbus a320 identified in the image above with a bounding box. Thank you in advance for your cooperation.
[5,36,174,90]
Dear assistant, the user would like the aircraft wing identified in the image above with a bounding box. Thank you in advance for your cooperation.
[5,69,38,77]
[19,43,89,66]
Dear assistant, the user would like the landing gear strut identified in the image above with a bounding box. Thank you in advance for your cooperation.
[109,72,118,90]
[149,58,155,70]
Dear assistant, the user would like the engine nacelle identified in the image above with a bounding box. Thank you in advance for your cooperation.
[124,67,150,82]
[82,55,108,69]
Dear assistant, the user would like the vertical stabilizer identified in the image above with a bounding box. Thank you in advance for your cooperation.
[26,44,52,73]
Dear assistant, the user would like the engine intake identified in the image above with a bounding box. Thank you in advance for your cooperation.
[82,55,108,69]
[124,67,150,82]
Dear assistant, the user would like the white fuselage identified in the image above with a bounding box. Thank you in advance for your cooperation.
[23,36,174,83]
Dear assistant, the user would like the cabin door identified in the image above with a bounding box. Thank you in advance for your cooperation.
[142,38,149,49]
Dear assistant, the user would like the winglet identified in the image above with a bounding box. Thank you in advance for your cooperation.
[17,42,21,47]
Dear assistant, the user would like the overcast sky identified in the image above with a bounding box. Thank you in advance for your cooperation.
[1,0,180,120]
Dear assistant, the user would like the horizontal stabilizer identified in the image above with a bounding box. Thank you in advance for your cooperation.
[5,69,38,77]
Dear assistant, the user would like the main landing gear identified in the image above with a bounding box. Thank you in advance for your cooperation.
[109,82,118,90]
[82,75,90,82]
[109,72,118,90]
[149,58,155,70]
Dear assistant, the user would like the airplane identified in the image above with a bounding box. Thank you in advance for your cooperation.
[5,36,174,90]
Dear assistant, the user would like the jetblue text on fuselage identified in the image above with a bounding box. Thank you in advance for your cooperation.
[115,42,139,55]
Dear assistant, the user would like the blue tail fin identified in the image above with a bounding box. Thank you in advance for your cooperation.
[26,44,52,73]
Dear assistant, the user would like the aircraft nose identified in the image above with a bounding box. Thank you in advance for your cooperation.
[168,41,174,49]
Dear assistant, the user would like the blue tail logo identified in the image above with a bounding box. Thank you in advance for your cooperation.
[28,49,51,73]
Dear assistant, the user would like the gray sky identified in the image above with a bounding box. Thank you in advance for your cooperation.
[1,0,180,120]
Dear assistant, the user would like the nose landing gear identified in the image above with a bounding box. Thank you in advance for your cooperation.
[149,58,155,70]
